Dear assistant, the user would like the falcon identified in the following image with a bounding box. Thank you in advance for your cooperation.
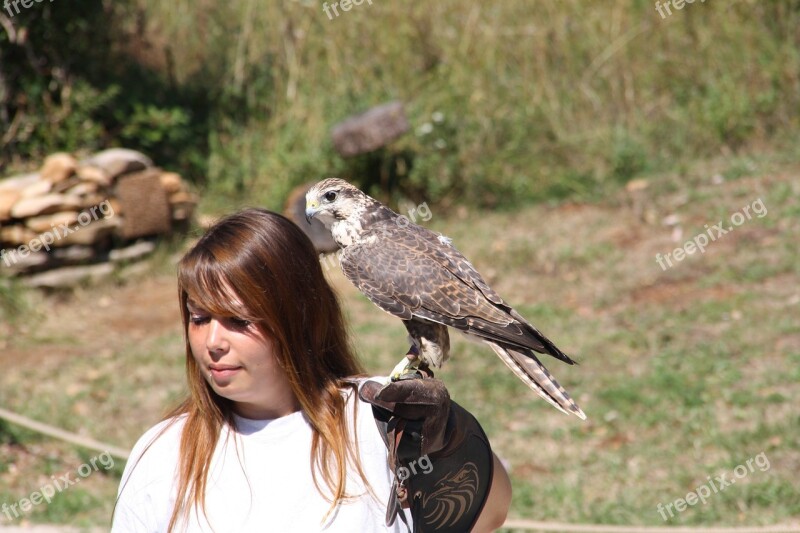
[305,178,585,419]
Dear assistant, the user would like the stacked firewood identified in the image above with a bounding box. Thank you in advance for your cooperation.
[0,148,197,285]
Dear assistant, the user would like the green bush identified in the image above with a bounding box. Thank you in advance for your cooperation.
[0,0,209,180]
[2,0,800,209]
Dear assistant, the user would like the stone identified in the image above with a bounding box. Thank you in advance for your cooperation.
[52,175,83,194]
[172,206,193,221]
[0,172,40,193]
[76,165,112,187]
[160,172,183,194]
[169,191,197,222]
[64,181,100,196]
[82,148,153,179]
[0,249,49,272]
[10,194,82,218]
[0,190,21,221]
[168,190,196,204]
[52,246,96,263]
[331,101,410,157]
[109,240,156,262]
[77,193,110,210]
[40,152,78,184]
[20,178,52,198]
[25,211,81,233]
[24,263,115,289]
[54,217,119,247]
[0,224,38,245]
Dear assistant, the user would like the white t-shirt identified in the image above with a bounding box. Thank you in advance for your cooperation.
[112,383,411,532]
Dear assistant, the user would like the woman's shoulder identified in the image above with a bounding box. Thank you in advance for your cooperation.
[133,414,187,454]
[112,415,188,531]
[122,413,188,481]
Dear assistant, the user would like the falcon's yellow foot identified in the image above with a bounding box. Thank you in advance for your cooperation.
[390,357,419,381]
[390,346,434,381]
[390,346,421,381]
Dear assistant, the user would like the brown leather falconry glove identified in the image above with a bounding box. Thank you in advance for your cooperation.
[358,376,494,533]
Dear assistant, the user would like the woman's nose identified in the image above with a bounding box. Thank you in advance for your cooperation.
[205,318,230,355]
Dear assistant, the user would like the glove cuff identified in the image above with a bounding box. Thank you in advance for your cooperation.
[360,379,494,533]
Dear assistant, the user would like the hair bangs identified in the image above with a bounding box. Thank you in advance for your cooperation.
[178,245,256,323]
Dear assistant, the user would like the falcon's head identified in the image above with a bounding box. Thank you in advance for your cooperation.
[304,178,370,227]
[305,178,395,247]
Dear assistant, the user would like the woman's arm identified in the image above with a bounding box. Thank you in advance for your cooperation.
[472,452,512,532]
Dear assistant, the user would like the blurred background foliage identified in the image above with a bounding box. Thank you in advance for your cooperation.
[1,0,799,210]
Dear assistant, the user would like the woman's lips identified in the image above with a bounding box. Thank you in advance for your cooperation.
[209,365,242,380]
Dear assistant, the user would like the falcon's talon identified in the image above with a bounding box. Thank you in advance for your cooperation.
[417,361,434,379]
[405,344,420,360]
[393,369,424,382]
[391,354,420,381]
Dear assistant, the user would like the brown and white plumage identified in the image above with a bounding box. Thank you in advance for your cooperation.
[305,178,585,419]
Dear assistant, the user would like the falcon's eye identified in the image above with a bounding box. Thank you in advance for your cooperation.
[323,190,338,202]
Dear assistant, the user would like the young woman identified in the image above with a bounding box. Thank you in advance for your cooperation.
[112,208,511,532]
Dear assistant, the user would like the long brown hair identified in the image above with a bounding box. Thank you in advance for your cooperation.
[159,208,367,530]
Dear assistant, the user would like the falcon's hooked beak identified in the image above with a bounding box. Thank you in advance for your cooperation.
[305,199,319,224]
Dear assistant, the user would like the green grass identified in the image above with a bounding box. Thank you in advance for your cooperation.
[1,159,799,528]
[137,0,800,209]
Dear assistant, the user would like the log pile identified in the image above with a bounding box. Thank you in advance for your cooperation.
[0,149,197,285]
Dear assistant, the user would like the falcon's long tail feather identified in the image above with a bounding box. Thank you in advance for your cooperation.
[487,343,586,420]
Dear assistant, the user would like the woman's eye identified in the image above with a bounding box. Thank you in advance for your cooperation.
[190,314,209,325]
[229,317,252,328]
[324,191,337,202]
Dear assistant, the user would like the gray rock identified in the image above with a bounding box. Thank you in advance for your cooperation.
[0,248,49,272]
[54,217,119,247]
[40,152,78,184]
[0,172,40,193]
[52,245,96,263]
[331,101,410,157]
[82,148,153,179]
[20,178,52,198]
[25,211,80,233]
[24,262,114,289]
[109,240,156,262]
[10,194,82,218]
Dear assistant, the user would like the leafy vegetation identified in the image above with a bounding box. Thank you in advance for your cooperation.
[2,1,800,209]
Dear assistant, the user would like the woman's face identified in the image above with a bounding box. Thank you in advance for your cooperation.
[186,298,300,420]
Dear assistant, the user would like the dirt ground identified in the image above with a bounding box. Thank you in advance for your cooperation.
[1,162,798,528]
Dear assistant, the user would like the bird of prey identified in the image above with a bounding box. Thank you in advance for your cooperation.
[305,178,585,419]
